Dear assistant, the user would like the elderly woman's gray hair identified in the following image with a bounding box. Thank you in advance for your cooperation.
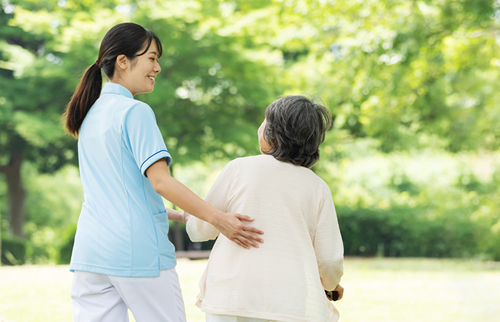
[262,95,332,168]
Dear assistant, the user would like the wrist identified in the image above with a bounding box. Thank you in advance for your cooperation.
[182,211,188,224]
[207,209,223,228]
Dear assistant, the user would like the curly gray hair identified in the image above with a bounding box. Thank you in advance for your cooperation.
[262,95,332,168]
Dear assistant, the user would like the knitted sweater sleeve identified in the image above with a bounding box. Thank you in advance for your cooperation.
[313,185,344,290]
[186,162,233,242]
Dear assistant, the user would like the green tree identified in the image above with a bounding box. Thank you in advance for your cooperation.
[133,2,284,249]
[0,1,79,239]
[1,0,283,250]
[253,0,499,152]
[3,0,499,255]
[188,0,499,152]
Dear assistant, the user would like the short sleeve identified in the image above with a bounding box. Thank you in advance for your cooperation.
[122,103,171,176]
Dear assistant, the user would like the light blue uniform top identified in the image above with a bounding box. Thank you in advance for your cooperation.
[70,83,176,277]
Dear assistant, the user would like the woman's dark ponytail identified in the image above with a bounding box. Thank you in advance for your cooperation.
[63,22,163,138]
[64,62,102,137]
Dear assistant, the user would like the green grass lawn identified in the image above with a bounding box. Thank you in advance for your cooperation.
[1,257,499,322]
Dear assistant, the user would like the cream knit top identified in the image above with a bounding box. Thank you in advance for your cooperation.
[186,155,344,322]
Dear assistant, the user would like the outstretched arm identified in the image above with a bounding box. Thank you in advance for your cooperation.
[147,159,263,249]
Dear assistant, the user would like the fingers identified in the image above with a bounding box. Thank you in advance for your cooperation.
[234,237,251,249]
[334,284,344,300]
[242,230,264,244]
[229,230,264,249]
[232,213,264,243]
[228,230,260,249]
[236,214,255,222]
[235,214,264,235]
[236,222,264,244]
[221,213,264,248]
[241,233,261,248]
[243,224,264,235]
[229,230,262,249]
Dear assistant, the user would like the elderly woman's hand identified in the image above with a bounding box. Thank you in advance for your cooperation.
[333,284,344,301]
[326,284,344,301]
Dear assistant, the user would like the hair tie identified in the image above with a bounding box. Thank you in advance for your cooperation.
[95,60,101,68]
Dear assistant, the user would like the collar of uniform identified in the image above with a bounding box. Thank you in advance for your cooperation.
[101,83,134,99]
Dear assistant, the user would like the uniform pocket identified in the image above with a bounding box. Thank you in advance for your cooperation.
[153,211,169,236]
[152,211,171,256]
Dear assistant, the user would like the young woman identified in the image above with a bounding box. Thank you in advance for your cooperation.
[64,22,263,322]
[170,96,344,322]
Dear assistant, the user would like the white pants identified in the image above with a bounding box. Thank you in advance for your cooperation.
[206,314,276,322]
[71,269,186,322]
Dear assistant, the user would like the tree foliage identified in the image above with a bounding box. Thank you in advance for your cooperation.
[0,0,499,259]
[207,0,500,152]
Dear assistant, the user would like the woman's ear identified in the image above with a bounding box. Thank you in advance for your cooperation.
[115,54,128,71]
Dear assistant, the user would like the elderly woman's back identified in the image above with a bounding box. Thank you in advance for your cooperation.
[176,95,344,322]
[187,154,343,322]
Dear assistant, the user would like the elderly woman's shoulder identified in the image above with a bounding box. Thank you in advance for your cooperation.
[228,155,322,177]
[228,154,272,166]
[222,155,259,173]
[223,155,280,172]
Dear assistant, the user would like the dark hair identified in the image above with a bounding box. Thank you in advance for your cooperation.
[262,95,332,168]
[63,22,163,137]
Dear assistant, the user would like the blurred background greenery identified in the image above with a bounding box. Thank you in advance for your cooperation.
[0,0,499,265]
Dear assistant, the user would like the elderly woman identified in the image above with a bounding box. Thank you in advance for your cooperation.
[170,96,344,322]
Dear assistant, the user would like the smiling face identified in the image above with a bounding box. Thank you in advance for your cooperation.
[111,40,161,96]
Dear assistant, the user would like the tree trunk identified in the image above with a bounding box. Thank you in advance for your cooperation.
[168,164,185,251]
[2,152,25,238]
